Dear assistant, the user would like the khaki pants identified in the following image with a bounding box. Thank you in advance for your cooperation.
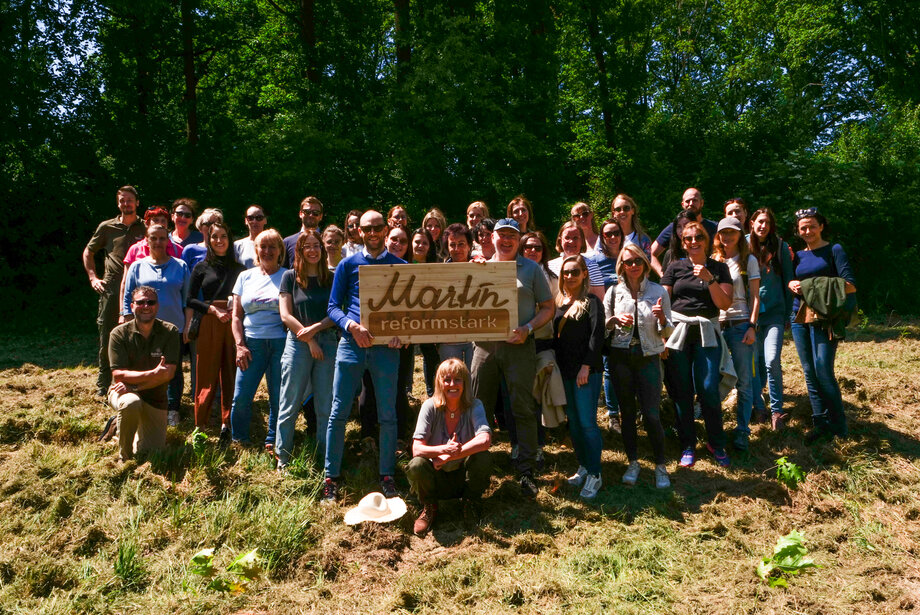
[109,390,167,460]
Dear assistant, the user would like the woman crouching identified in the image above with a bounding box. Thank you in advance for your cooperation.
[407,359,492,536]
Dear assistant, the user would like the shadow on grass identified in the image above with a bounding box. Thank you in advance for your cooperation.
[0,332,97,370]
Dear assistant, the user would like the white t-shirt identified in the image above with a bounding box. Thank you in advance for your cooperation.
[233,237,257,269]
[232,267,287,339]
[720,253,760,322]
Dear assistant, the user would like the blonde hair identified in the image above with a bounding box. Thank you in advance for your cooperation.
[254,229,284,267]
[615,243,651,285]
[430,358,473,411]
[196,207,224,231]
[422,208,447,233]
[467,201,489,218]
[556,254,590,320]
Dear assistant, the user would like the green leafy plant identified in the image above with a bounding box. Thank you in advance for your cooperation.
[190,428,208,457]
[756,530,819,587]
[188,548,263,594]
[775,457,806,490]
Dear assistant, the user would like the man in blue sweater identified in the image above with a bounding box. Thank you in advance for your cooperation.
[323,210,406,502]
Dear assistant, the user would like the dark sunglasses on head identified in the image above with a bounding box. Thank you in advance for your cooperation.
[561,268,583,277]
[361,224,386,233]
[795,207,819,219]
[133,299,158,306]
[246,214,265,221]
[301,209,322,216]
[174,211,193,218]
[623,258,643,268]
[603,230,622,238]
[613,204,632,213]
[682,234,706,244]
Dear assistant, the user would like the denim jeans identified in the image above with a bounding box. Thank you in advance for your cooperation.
[439,342,474,371]
[230,335,284,444]
[610,346,665,464]
[275,330,337,465]
[791,323,847,436]
[167,361,184,413]
[664,335,726,450]
[602,355,620,419]
[325,337,399,479]
[721,321,755,439]
[562,373,603,475]
[752,322,784,415]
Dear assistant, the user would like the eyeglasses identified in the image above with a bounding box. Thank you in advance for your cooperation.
[174,211,193,218]
[347,223,360,229]
[133,299,158,307]
[561,269,584,277]
[572,211,590,220]
[603,230,622,238]
[523,244,543,251]
[623,258,643,268]
[246,214,265,221]
[613,204,632,213]
[795,207,818,219]
[682,234,706,244]
[301,209,322,217]
[361,224,386,233]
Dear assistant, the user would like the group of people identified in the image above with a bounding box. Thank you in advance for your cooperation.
[85,185,856,536]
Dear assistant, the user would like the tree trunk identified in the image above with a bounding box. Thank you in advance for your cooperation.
[585,3,614,149]
[180,0,198,145]
[300,0,319,84]
[394,0,410,84]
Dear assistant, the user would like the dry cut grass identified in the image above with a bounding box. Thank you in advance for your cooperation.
[0,322,919,614]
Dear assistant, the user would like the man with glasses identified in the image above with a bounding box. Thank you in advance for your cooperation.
[471,218,554,497]
[83,185,147,396]
[650,187,719,277]
[284,196,324,267]
[322,210,407,503]
[107,286,180,461]
[234,204,267,268]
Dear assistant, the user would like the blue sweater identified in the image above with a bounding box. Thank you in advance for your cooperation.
[792,243,855,314]
[327,249,406,335]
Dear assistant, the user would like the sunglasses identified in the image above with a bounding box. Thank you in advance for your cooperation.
[795,207,819,219]
[301,209,322,217]
[613,204,632,213]
[603,230,622,238]
[174,211,193,218]
[561,269,584,277]
[133,299,158,307]
[682,234,706,244]
[246,214,265,221]
[572,211,590,220]
[361,224,386,233]
[623,258,643,268]
[347,223,360,229]
[523,244,543,251]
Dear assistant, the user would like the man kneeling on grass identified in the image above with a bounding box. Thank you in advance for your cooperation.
[108,285,180,461]
[407,359,492,536]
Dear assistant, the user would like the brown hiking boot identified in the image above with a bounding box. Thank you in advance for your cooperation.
[413,504,438,536]
[771,413,787,432]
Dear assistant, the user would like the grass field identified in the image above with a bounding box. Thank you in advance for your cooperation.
[1,322,919,614]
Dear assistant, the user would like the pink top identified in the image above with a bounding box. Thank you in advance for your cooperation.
[123,238,183,266]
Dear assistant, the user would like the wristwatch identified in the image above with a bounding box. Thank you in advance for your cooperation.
[707,278,717,286]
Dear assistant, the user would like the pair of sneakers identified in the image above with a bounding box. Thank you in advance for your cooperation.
[567,466,602,499]
[321,475,398,504]
[622,461,671,489]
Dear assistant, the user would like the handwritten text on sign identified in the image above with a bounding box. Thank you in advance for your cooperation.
[359,262,518,344]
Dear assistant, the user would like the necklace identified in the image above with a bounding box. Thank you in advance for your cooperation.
[449,412,456,419]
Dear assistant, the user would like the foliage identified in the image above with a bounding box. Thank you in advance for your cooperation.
[775,456,807,490]
[113,540,147,590]
[756,530,819,588]
[188,547,263,594]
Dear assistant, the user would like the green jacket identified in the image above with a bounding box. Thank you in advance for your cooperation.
[799,276,855,340]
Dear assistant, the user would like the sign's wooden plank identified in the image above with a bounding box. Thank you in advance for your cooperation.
[358,262,518,344]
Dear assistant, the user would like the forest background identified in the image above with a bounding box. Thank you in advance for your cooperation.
[2,0,918,322]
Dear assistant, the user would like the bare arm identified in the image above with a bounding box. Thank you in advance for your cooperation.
[232,294,252,370]
[649,240,665,278]
[82,247,106,293]
[279,292,305,335]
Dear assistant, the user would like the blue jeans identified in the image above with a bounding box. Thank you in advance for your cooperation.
[752,322,784,415]
[791,323,847,436]
[562,373,603,475]
[325,337,399,479]
[664,336,726,450]
[275,330,337,465]
[439,342,474,371]
[167,361,183,413]
[722,322,755,440]
[230,336,284,444]
[602,354,620,418]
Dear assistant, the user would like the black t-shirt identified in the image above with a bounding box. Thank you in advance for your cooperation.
[279,270,331,327]
[661,257,731,319]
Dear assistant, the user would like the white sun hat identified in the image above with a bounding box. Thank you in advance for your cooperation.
[344,492,408,525]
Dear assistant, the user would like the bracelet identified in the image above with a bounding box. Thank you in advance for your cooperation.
[707,278,716,286]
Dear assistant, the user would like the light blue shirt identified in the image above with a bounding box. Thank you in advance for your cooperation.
[122,257,190,330]
[232,267,287,339]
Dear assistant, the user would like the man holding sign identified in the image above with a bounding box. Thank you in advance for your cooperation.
[323,210,406,503]
[471,218,554,497]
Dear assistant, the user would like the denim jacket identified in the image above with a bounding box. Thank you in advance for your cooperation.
[603,279,674,356]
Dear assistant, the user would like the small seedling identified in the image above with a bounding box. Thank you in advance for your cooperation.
[188,547,263,594]
[775,457,806,490]
[756,530,818,587]
[190,428,208,457]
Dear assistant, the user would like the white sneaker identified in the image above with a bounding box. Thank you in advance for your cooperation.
[580,474,602,499]
[167,411,180,426]
[567,466,588,486]
[655,464,671,489]
[511,444,519,461]
[622,461,640,486]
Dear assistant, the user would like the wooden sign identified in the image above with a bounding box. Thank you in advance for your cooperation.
[359,262,519,344]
